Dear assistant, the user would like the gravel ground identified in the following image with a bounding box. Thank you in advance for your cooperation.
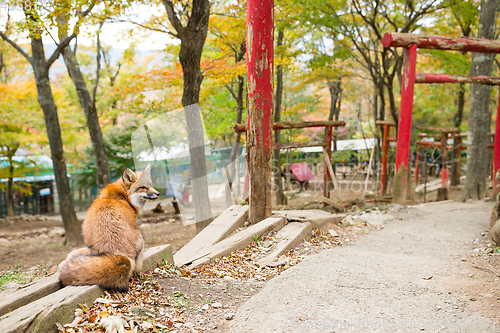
[228,200,499,333]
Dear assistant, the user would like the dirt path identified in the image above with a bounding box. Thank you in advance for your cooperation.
[229,200,500,332]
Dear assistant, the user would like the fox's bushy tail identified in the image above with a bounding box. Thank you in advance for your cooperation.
[59,253,132,292]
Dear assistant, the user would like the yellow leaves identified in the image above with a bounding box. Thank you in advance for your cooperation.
[203,56,246,82]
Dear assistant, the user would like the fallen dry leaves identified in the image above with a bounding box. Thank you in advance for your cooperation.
[57,217,382,333]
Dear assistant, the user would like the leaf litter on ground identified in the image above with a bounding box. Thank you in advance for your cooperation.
[57,216,383,333]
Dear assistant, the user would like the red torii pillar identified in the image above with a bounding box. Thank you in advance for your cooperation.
[393,44,417,204]
[246,0,274,223]
[382,32,500,202]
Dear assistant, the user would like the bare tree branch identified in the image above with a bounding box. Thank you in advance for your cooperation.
[225,83,237,100]
[92,22,104,105]
[46,32,76,70]
[0,31,32,64]
[162,0,184,37]
[107,17,178,38]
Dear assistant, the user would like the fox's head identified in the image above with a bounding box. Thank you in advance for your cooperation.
[121,164,160,208]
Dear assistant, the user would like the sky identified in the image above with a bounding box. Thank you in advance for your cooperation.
[0,2,176,51]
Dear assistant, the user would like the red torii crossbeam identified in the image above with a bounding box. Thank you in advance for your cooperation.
[382,32,500,202]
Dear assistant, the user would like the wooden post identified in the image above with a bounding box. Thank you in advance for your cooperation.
[415,144,421,184]
[324,126,333,198]
[380,124,390,196]
[494,88,500,197]
[456,136,462,185]
[286,149,291,191]
[441,132,448,189]
[423,152,428,203]
[246,0,274,223]
[394,44,417,204]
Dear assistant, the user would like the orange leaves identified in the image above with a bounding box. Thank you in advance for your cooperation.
[202,56,246,82]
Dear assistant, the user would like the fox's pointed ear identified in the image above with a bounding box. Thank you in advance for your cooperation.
[122,168,137,186]
[142,163,151,175]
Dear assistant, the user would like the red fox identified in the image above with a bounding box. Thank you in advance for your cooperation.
[59,164,159,291]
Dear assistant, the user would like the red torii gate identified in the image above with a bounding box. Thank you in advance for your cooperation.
[381,33,500,203]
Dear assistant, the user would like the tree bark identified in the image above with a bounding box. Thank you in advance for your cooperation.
[273,29,284,206]
[31,36,82,245]
[226,43,246,205]
[461,0,499,201]
[60,44,110,189]
[327,78,342,151]
[163,0,212,233]
[451,83,466,186]
[6,149,16,218]
[228,74,245,195]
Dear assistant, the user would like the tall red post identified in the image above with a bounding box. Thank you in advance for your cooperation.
[380,124,390,196]
[394,44,417,204]
[324,126,333,197]
[246,0,274,223]
[494,88,500,197]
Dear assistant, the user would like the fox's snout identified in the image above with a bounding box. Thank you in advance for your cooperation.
[148,190,160,199]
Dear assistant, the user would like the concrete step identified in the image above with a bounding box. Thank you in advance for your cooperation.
[273,209,345,228]
[185,216,286,270]
[259,222,312,266]
[174,205,249,267]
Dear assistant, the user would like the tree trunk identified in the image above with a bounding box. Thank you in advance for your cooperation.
[6,152,15,218]
[386,78,399,129]
[461,0,499,201]
[227,42,247,204]
[372,84,382,189]
[328,78,342,151]
[60,45,110,189]
[31,37,82,245]
[228,74,245,198]
[173,0,212,233]
[273,29,285,206]
[451,83,466,186]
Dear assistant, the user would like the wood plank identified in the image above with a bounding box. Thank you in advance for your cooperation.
[416,124,460,133]
[0,285,103,333]
[318,196,345,212]
[375,120,396,127]
[174,205,249,267]
[142,244,174,272]
[275,141,326,150]
[0,273,62,317]
[260,222,312,266]
[186,216,286,269]
[274,210,345,228]
[234,121,346,133]
[0,244,173,319]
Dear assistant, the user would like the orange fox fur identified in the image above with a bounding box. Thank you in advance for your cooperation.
[59,165,159,291]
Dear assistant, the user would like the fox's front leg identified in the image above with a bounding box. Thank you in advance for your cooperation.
[132,234,145,276]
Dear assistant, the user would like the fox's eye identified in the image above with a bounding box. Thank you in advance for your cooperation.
[139,186,147,190]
